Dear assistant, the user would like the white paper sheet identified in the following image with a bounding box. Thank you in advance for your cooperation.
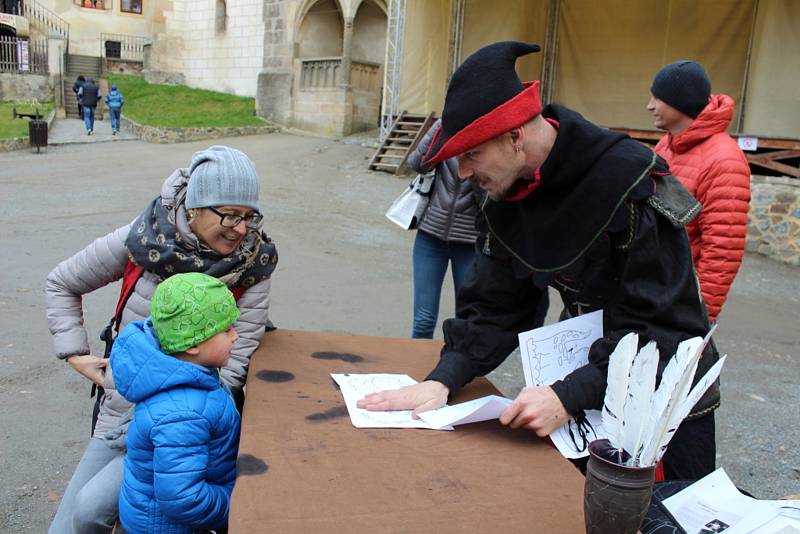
[663,468,794,534]
[548,410,605,459]
[518,310,606,458]
[331,373,453,430]
[519,310,604,388]
[417,395,513,429]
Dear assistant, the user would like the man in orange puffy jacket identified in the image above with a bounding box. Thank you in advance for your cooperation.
[647,60,751,322]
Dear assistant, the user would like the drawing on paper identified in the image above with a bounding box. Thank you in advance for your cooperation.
[524,328,593,384]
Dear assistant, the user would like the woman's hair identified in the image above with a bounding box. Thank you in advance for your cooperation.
[78,75,85,81]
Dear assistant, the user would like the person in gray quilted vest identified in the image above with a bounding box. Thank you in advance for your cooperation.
[46,145,278,534]
[407,119,482,338]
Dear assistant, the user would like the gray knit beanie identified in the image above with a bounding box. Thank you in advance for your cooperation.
[651,60,711,119]
[186,145,260,210]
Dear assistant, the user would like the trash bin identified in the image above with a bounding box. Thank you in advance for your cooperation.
[29,120,48,153]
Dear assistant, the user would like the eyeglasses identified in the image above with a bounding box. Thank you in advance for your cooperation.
[206,206,263,229]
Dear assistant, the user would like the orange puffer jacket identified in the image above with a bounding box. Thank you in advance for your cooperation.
[655,94,751,322]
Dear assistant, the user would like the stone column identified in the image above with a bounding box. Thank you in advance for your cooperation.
[47,32,66,113]
[340,17,354,88]
[256,0,293,123]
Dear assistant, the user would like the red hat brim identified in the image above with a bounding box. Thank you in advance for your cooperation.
[422,81,542,167]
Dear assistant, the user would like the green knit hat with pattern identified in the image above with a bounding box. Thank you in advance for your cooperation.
[151,272,239,354]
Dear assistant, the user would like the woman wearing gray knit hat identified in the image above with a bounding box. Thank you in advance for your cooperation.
[45,145,278,534]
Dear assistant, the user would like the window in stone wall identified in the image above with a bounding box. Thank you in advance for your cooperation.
[121,0,142,14]
[215,0,227,34]
[74,0,113,10]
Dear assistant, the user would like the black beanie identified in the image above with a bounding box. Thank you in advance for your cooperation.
[651,60,711,119]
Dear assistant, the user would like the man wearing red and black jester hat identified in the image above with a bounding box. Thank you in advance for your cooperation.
[360,41,720,481]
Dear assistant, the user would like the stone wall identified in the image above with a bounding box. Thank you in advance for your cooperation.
[351,87,379,133]
[0,73,54,101]
[120,115,278,143]
[104,59,144,76]
[149,0,266,97]
[0,137,29,152]
[291,87,379,137]
[747,175,800,266]
[292,88,351,137]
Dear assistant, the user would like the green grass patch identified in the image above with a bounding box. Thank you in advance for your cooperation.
[105,74,268,129]
[0,101,53,138]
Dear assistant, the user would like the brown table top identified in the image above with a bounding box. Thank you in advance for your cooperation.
[230,329,586,533]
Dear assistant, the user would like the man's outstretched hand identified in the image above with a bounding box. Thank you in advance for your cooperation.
[499,386,570,437]
[356,380,449,418]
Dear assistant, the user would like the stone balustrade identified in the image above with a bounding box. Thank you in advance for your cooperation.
[299,57,381,92]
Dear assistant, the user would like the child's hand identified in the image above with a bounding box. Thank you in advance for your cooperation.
[67,355,108,386]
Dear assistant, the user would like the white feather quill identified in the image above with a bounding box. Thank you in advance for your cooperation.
[621,341,659,465]
[638,337,702,466]
[649,355,727,464]
[639,326,716,466]
[601,332,639,454]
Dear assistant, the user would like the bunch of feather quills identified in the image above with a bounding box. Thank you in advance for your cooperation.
[601,327,726,467]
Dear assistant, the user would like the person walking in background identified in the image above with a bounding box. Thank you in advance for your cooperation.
[648,60,751,322]
[406,119,481,339]
[78,78,101,135]
[105,84,125,135]
[72,75,85,120]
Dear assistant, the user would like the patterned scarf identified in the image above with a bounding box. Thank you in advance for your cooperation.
[125,174,278,289]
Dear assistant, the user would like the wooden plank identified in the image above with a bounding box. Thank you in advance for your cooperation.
[750,138,800,151]
[368,111,407,171]
[746,156,800,178]
[610,126,800,151]
[397,112,436,175]
[607,127,662,142]
[230,330,586,533]
[752,150,800,161]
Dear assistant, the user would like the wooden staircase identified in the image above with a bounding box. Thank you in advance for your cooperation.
[368,111,436,175]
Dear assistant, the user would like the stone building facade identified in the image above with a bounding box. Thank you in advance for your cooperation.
[146,0,266,97]
[146,0,387,137]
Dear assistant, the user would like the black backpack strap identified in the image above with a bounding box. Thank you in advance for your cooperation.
[91,261,145,436]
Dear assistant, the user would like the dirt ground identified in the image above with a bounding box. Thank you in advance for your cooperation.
[1,133,797,533]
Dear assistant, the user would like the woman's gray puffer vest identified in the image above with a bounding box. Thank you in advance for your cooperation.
[45,171,272,438]
[408,120,481,244]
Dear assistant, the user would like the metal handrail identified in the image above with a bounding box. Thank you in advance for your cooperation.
[21,0,70,46]
[100,32,149,62]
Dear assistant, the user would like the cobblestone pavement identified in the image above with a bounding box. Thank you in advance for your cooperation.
[0,135,797,532]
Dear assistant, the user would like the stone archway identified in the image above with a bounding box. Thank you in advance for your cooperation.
[296,0,343,60]
[284,0,388,136]
[349,0,387,131]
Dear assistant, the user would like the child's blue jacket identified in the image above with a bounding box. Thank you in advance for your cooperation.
[105,90,124,109]
[111,320,240,534]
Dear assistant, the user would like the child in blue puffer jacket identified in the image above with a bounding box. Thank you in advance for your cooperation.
[104,84,125,135]
[111,272,241,533]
